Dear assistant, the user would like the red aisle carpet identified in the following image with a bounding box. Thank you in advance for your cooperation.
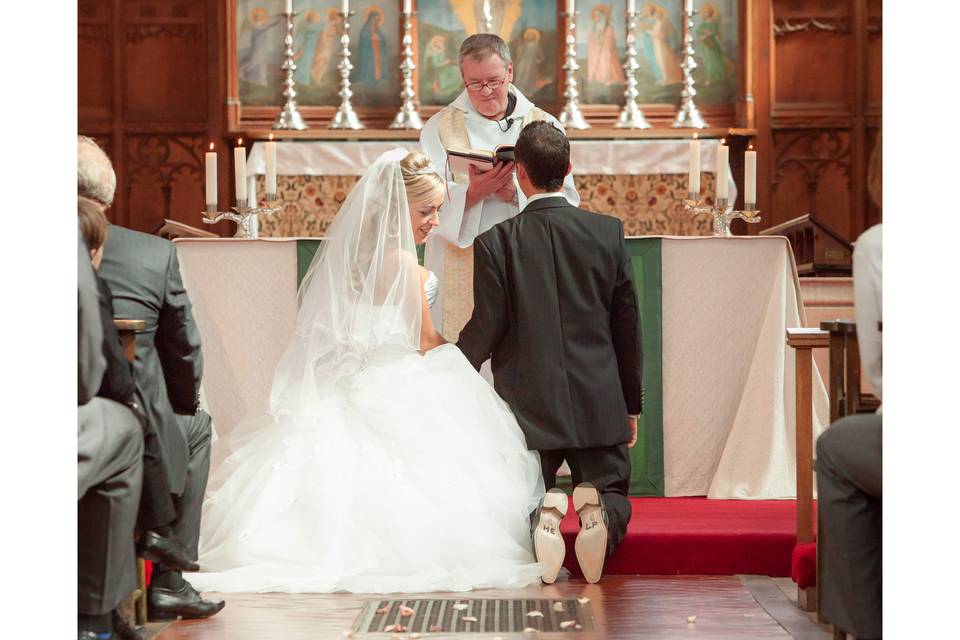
[559,497,802,577]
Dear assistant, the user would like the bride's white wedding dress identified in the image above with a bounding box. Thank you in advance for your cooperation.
[189,152,544,594]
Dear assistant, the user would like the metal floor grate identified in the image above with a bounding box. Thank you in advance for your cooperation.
[354,597,595,634]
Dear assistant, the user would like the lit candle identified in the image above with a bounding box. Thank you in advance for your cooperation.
[567,0,575,15]
[745,145,757,205]
[341,0,349,15]
[688,134,700,196]
[628,0,636,14]
[234,139,247,203]
[716,139,729,201]
[285,0,292,14]
[205,142,217,207]
[403,0,411,14]
[265,134,277,196]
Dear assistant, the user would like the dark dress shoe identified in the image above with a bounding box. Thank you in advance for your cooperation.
[137,530,200,572]
[148,581,225,621]
[111,610,145,640]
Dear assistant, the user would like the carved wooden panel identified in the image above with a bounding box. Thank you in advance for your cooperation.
[78,0,113,122]
[771,129,852,238]
[124,0,208,122]
[865,0,881,115]
[126,135,208,233]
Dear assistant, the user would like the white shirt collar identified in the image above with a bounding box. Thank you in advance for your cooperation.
[524,191,567,207]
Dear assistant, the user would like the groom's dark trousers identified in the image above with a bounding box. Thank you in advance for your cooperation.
[458,195,643,558]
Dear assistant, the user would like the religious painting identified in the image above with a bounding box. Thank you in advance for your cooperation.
[416,0,558,106]
[576,0,736,105]
[235,0,399,108]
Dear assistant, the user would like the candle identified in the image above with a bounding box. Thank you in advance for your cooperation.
[745,145,757,205]
[403,0,411,13]
[248,175,258,208]
[341,0,349,15]
[688,134,700,196]
[716,139,729,201]
[628,0,636,14]
[234,139,247,203]
[205,143,217,207]
[265,134,277,196]
[684,0,693,13]
[285,0,292,14]
[567,0,575,14]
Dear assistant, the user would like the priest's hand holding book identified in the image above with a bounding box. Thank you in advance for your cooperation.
[465,161,516,209]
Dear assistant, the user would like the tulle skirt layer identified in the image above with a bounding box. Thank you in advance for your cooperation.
[189,344,545,593]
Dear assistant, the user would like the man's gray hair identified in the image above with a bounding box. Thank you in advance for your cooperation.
[78,135,116,207]
[458,33,511,67]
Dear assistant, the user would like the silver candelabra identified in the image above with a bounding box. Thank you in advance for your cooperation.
[615,8,651,129]
[672,6,708,129]
[202,195,281,240]
[329,10,365,130]
[389,11,423,130]
[684,196,761,237]
[273,12,309,130]
[559,11,590,130]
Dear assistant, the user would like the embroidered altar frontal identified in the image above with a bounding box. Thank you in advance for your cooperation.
[354,598,596,634]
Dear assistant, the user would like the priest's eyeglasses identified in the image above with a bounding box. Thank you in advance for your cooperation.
[465,76,507,93]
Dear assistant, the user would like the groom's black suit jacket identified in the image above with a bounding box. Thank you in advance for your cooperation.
[457,195,643,451]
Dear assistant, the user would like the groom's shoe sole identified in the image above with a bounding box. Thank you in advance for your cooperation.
[573,483,608,584]
[533,488,568,584]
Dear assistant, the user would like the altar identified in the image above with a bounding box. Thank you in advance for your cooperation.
[241,138,739,238]
[177,234,825,500]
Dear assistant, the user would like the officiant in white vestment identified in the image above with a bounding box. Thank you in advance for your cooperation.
[420,33,580,339]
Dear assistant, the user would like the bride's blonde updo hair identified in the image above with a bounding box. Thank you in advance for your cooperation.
[399,151,445,206]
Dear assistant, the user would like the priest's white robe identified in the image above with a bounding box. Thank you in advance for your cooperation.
[420,85,580,334]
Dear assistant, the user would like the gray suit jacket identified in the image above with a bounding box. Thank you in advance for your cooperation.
[78,227,105,406]
[98,225,203,494]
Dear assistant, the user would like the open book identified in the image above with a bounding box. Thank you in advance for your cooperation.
[447,144,515,175]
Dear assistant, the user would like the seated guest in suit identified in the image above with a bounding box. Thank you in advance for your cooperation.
[79,197,199,576]
[815,133,882,640]
[78,137,223,620]
[78,225,144,640]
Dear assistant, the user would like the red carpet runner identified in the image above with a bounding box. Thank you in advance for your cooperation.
[559,497,801,577]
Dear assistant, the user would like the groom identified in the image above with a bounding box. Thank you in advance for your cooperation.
[457,121,643,584]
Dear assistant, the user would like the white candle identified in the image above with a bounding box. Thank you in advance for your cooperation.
[688,135,700,196]
[745,146,757,205]
[403,0,411,14]
[716,140,729,201]
[248,175,258,208]
[567,0,575,14]
[234,139,247,203]
[341,0,349,15]
[684,0,693,13]
[628,0,636,14]
[285,0,292,14]
[265,135,277,196]
[204,143,217,207]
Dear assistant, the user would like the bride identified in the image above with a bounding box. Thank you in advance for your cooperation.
[189,149,545,594]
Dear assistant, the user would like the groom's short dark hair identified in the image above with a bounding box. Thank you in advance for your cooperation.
[515,121,569,192]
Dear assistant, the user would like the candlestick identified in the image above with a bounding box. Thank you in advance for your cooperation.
[265,135,277,197]
[234,140,247,204]
[716,141,729,200]
[688,135,701,197]
[201,200,281,240]
[745,146,757,205]
[389,10,424,130]
[614,6,651,129]
[272,9,309,130]
[684,196,762,238]
[205,143,217,212]
[558,8,590,130]
[329,8,365,130]
[672,4,709,128]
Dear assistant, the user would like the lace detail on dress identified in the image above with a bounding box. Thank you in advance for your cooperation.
[423,270,439,308]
